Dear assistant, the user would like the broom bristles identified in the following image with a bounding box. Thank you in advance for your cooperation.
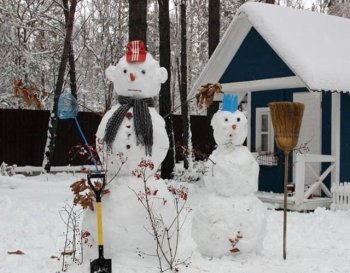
[268,102,304,152]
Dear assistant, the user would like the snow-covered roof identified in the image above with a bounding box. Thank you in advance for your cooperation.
[188,3,350,99]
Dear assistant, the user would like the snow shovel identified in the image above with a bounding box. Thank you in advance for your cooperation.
[87,173,112,273]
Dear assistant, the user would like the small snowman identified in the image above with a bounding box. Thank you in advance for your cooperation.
[205,94,259,196]
[191,94,266,257]
[83,41,175,262]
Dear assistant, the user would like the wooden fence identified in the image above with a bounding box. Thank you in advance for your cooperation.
[0,109,212,167]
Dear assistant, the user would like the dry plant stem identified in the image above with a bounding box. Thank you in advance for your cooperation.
[168,198,188,262]
[283,150,289,260]
[105,156,125,186]
[130,163,189,272]
[59,203,84,271]
[171,200,180,265]
[61,205,74,271]
[129,179,177,270]
[139,167,171,270]
[143,187,170,270]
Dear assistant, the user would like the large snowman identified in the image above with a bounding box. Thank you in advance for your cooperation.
[191,94,266,257]
[95,40,169,177]
[83,41,175,262]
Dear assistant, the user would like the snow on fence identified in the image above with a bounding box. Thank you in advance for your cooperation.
[331,182,350,210]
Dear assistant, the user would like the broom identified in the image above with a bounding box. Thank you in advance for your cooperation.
[268,102,304,260]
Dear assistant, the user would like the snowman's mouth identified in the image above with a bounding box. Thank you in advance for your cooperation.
[128,89,142,92]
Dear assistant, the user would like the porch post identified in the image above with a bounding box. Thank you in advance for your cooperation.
[331,92,340,186]
[247,92,252,150]
[295,154,305,205]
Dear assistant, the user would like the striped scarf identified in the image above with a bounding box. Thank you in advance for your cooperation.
[104,96,154,156]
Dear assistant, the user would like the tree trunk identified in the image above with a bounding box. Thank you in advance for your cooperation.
[209,0,220,57]
[180,0,189,169]
[68,45,77,98]
[129,0,147,43]
[207,0,221,152]
[63,0,77,98]
[158,0,175,179]
[43,0,77,172]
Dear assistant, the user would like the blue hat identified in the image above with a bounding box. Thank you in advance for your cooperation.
[221,94,238,113]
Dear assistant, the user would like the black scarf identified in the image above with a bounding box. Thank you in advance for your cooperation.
[104,96,154,156]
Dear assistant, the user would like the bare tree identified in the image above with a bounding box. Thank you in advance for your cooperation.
[209,0,220,57]
[43,0,78,172]
[63,1,77,97]
[129,0,147,43]
[179,0,190,169]
[206,0,221,151]
[327,0,350,17]
[0,0,62,108]
[78,0,128,111]
[158,0,175,179]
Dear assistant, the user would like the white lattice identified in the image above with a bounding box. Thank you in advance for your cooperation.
[331,182,350,210]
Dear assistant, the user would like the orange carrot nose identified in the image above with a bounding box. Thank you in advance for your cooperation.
[232,124,236,130]
[130,73,136,81]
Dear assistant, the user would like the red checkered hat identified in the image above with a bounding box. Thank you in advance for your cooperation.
[126,40,147,63]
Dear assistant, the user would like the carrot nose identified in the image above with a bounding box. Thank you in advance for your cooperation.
[130,73,136,81]
[232,124,236,130]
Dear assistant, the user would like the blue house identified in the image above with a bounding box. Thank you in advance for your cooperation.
[188,2,350,210]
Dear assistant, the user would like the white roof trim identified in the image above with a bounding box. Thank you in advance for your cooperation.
[221,76,306,93]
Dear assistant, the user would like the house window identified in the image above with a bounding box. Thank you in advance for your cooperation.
[256,107,274,153]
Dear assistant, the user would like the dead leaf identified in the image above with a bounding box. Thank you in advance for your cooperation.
[61,250,75,256]
[229,248,240,253]
[50,255,60,260]
[196,83,223,110]
[8,250,25,255]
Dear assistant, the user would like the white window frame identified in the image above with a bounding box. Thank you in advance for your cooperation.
[255,107,274,153]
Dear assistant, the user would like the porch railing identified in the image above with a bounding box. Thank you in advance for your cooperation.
[331,183,350,210]
[294,154,336,205]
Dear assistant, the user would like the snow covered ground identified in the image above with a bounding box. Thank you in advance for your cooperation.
[1,172,350,273]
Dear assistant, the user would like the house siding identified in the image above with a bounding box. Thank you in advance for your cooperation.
[219,27,295,84]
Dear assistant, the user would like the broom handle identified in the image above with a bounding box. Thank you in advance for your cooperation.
[283,151,289,260]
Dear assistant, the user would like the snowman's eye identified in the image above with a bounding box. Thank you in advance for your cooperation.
[123,69,127,74]
[237,117,241,122]
[141,69,146,74]
[225,118,228,122]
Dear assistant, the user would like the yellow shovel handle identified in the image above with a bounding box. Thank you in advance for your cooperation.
[96,201,104,245]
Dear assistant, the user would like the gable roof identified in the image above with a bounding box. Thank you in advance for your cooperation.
[188,2,350,99]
